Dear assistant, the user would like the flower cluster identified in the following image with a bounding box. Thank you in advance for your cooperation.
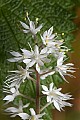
[2,14,75,120]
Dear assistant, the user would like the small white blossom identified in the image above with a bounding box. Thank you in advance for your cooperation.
[20,16,42,36]
[28,108,45,120]
[8,49,33,63]
[5,65,34,87]
[41,29,69,58]
[3,85,20,103]
[8,46,50,73]
[5,100,30,119]
[41,26,55,46]
[23,45,50,73]
[55,56,75,82]
[42,82,72,111]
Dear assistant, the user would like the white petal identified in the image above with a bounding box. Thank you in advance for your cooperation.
[40,47,48,54]
[49,83,54,91]
[42,91,48,95]
[7,58,18,62]
[30,21,35,30]
[41,35,46,45]
[8,57,22,62]
[23,30,29,33]
[36,63,40,73]
[35,24,43,33]
[59,70,69,83]
[10,88,16,93]
[49,34,55,39]
[27,60,36,68]
[42,85,48,91]
[38,60,44,66]
[23,103,30,108]
[57,56,63,66]
[47,96,51,102]
[23,59,31,64]
[21,49,32,57]
[3,95,14,102]
[18,113,30,120]
[43,31,47,38]
[11,114,17,117]
[10,51,22,57]
[20,21,29,29]
[30,108,36,116]
[35,45,39,55]
[5,107,18,113]
[53,100,61,111]
[48,26,53,36]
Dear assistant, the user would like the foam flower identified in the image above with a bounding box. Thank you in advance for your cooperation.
[3,85,20,103]
[27,108,45,120]
[41,26,55,46]
[7,49,33,63]
[20,16,42,36]
[55,56,75,82]
[23,45,50,73]
[5,65,34,88]
[5,100,30,119]
[42,82,72,111]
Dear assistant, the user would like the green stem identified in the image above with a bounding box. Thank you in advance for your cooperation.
[40,102,52,112]
[36,70,40,114]
[20,93,35,102]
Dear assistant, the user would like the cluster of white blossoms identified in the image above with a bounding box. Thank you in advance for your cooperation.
[2,14,76,120]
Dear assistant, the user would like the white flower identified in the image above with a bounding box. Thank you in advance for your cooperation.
[7,49,33,62]
[5,65,34,87]
[41,26,55,46]
[8,46,50,73]
[5,100,30,119]
[3,85,20,103]
[28,108,45,120]
[55,56,75,82]
[42,82,72,111]
[41,29,68,58]
[23,45,50,73]
[20,16,42,36]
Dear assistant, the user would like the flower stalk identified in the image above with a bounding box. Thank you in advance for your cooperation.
[36,70,40,114]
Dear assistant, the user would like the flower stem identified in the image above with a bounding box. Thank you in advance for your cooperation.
[20,93,35,102]
[36,70,40,114]
[40,102,52,112]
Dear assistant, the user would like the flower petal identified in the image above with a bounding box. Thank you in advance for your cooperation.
[3,95,14,102]
[48,26,53,36]
[18,113,30,120]
[35,24,43,33]
[36,63,40,73]
[42,85,48,91]
[10,51,22,57]
[30,108,36,116]
[20,21,29,29]
[47,96,51,102]
[5,107,18,113]
[53,100,61,111]
[23,103,30,108]
[23,59,31,64]
[49,83,54,91]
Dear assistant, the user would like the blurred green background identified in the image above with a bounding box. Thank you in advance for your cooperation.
[0,0,80,120]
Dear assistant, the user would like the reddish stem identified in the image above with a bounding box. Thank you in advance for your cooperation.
[36,70,40,114]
